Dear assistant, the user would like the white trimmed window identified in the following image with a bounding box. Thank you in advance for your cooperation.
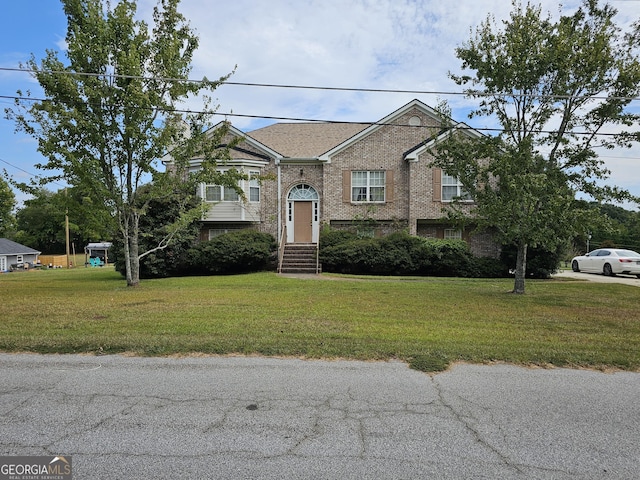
[208,228,241,239]
[249,170,260,202]
[444,229,462,240]
[205,184,239,202]
[352,171,385,202]
[442,173,470,201]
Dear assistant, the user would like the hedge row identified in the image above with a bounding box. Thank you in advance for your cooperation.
[319,230,506,277]
[115,230,277,279]
[187,230,277,275]
[116,226,559,279]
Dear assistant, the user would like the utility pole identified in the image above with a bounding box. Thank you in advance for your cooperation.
[65,187,71,268]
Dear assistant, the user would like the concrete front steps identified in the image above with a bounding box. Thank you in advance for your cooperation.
[279,243,321,274]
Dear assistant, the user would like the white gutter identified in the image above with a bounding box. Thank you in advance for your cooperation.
[277,160,282,245]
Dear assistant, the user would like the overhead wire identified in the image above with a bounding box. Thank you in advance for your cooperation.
[1,66,639,185]
[0,156,66,189]
[0,92,637,138]
[1,66,640,102]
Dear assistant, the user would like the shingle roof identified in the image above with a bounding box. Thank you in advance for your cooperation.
[0,238,41,255]
[247,122,370,158]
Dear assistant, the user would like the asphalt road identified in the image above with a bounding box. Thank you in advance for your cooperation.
[1,354,638,479]
[553,269,640,286]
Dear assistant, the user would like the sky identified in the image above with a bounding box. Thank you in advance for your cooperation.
[1,0,640,208]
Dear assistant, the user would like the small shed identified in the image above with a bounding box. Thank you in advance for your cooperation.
[85,242,112,264]
[0,238,41,272]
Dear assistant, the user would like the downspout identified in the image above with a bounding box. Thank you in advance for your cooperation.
[276,160,282,244]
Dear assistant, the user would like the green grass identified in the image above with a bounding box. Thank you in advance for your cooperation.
[1,267,639,372]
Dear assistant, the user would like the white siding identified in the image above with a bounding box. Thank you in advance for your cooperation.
[203,202,261,222]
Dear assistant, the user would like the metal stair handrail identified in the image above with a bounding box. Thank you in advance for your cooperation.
[277,225,286,273]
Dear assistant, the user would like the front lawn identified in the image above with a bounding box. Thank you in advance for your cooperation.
[1,267,639,372]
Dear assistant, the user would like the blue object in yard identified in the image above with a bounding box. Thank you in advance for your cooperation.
[89,257,103,267]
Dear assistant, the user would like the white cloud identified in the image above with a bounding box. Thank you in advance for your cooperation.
[2,0,639,204]
[164,0,640,205]
[170,0,639,124]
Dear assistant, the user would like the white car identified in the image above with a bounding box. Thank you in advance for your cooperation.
[571,249,640,278]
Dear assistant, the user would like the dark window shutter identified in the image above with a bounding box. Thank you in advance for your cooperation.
[385,170,394,202]
[342,170,351,203]
[433,168,442,202]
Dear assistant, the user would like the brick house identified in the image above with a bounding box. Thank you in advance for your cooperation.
[173,99,500,269]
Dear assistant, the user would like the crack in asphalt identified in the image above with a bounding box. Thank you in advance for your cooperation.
[430,376,526,475]
[3,356,637,479]
[429,376,582,478]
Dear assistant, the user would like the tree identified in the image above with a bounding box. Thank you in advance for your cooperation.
[583,203,640,252]
[15,189,65,252]
[113,182,201,278]
[14,186,113,253]
[6,0,240,286]
[431,0,640,293]
[0,176,16,237]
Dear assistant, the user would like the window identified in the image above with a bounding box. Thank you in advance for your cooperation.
[442,173,470,201]
[249,171,260,202]
[289,184,319,200]
[208,228,241,239]
[203,168,261,203]
[205,185,239,202]
[444,229,462,240]
[352,171,385,202]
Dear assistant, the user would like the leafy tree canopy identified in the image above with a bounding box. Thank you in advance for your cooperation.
[14,186,113,253]
[431,0,640,293]
[5,0,239,286]
[0,176,16,237]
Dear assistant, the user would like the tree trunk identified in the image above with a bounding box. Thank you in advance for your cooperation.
[127,235,140,287]
[122,212,141,287]
[121,221,133,286]
[127,213,141,287]
[123,239,133,286]
[512,241,527,294]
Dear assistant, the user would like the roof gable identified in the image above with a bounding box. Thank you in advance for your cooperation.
[318,99,444,161]
[162,122,282,165]
[404,122,484,161]
[223,123,283,160]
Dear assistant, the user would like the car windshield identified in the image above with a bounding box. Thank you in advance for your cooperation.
[614,250,640,258]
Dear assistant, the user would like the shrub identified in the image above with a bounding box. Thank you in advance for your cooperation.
[187,230,276,275]
[113,186,201,279]
[319,228,487,277]
[320,231,418,275]
[319,227,357,249]
[469,256,509,278]
[500,244,562,279]
[419,239,476,277]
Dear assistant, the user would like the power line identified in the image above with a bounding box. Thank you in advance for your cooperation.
[0,155,66,189]
[2,66,640,102]
[1,93,637,139]
[0,156,40,178]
